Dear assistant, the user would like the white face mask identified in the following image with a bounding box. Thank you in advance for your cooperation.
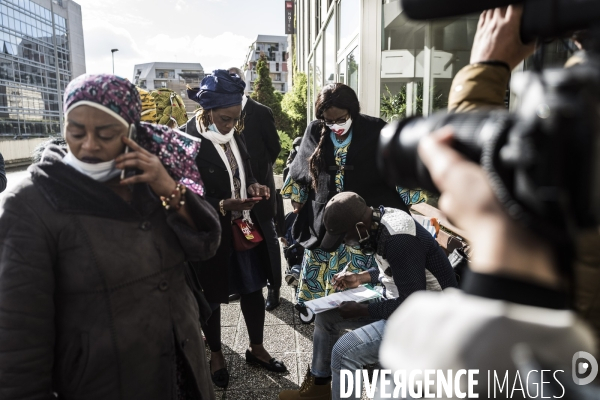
[329,117,353,137]
[63,152,122,182]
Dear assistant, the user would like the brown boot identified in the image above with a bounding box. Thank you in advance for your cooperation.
[279,366,332,400]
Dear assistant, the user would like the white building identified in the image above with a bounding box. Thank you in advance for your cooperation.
[243,35,289,94]
[132,62,205,117]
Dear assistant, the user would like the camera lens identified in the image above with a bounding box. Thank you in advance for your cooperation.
[378,111,510,193]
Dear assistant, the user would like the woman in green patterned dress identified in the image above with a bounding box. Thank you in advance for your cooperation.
[281,84,425,312]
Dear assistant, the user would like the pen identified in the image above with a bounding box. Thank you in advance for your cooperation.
[333,262,351,285]
[339,262,351,276]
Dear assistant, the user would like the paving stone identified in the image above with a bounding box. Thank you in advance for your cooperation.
[280,284,297,303]
[221,326,237,355]
[264,297,295,326]
[221,304,241,327]
[234,323,296,354]
[226,352,298,391]
[218,389,295,400]
[296,352,313,369]
[203,227,324,398]
[293,324,315,353]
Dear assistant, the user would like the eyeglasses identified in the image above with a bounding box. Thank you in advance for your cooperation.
[323,114,350,127]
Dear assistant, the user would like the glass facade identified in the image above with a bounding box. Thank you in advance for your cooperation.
[0,0,71,136]
[296,0,573,123]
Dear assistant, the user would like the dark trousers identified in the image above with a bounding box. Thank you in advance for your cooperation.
[202,289,266,352]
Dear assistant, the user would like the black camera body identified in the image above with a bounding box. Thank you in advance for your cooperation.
[380,58,600,234]
[379,0,600,239]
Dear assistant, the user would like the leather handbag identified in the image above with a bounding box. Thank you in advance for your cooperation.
[231,218,263,251]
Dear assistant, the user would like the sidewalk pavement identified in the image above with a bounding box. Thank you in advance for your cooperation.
[207,195,314,399]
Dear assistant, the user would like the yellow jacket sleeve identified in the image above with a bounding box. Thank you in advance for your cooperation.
[448,64,511,113]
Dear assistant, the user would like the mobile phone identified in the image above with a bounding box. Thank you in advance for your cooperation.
[245,197,264,202]
[120,124,137,180]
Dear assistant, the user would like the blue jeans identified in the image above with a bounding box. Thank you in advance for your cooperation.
[331,320,387,400]
[311,308,379,379]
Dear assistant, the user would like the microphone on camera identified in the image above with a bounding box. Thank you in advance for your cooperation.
[400,0,523,20]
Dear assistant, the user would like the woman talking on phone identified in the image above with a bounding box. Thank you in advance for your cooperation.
[183,70,287,388]
[0,74,221,399]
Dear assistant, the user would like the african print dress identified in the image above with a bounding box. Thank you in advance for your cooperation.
[281,131,373,304]
[281,130,432,305]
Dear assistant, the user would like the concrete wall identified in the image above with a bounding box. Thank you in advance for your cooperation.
[0,138,47,166]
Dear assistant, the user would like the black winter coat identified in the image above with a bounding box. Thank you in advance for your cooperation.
[185,119,273,303]
[241,97,281,220]
[0,146,221,400]
[290,113,409,249]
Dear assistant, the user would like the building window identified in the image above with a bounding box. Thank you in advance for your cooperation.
[276,62,279,72]
[338,58,346,85]
[315,39,323,97]
[380,0,426,120]
[347,46,359,95]
[308,58,314,120]
[156,70,175,79]
[324,16,335,85]
[338,0,360,52]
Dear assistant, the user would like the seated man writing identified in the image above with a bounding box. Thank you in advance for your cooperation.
[279,192,458,400]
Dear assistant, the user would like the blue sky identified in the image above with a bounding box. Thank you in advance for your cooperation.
[75,0,286,79]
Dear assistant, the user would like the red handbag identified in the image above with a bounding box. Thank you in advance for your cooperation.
[231,219,264,251]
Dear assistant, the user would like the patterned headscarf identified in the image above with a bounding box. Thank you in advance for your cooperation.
[187,69,246,110]
[63,74,205,196]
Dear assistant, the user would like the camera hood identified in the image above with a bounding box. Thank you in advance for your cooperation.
[401,0,600,43]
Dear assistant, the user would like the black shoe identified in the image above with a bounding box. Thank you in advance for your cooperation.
[245,349,287,373]
[228,293,241,302]
[265,287,281,311]
[210,360,229,388]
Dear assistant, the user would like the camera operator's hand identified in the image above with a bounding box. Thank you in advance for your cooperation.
[418,128,559,288]
[470,6,536,70]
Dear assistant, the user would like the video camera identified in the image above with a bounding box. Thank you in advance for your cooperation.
[379,0,600,245]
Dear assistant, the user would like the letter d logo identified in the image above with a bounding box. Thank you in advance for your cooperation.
[572,351,598,385]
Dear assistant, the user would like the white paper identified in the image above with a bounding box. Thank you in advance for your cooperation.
[304,286,381,314]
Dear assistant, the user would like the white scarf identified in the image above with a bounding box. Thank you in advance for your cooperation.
[196,117,252,222]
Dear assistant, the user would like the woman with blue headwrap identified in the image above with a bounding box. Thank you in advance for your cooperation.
[182,70,287,388]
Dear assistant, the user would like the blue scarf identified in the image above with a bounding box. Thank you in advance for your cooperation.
[330,129,353,148]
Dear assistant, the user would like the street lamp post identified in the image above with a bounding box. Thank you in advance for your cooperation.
[111,49,119,75]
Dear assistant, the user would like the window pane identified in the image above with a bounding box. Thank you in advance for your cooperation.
[324,17,335,85]
[338,0,359,52]
[308,58,313,120]
[380,0,426,120]
[338,59,346,85]
[315,39,323,97]
[428,16,478,113]
[347,46,359,95]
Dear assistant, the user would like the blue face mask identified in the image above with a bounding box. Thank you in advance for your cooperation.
[208,110,235,136]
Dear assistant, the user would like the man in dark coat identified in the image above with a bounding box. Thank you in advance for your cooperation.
[229,67,282,310]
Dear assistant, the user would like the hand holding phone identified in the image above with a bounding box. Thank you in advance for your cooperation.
[247,183,270,200]
[120,124,137,180]
[245,197,265,202]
